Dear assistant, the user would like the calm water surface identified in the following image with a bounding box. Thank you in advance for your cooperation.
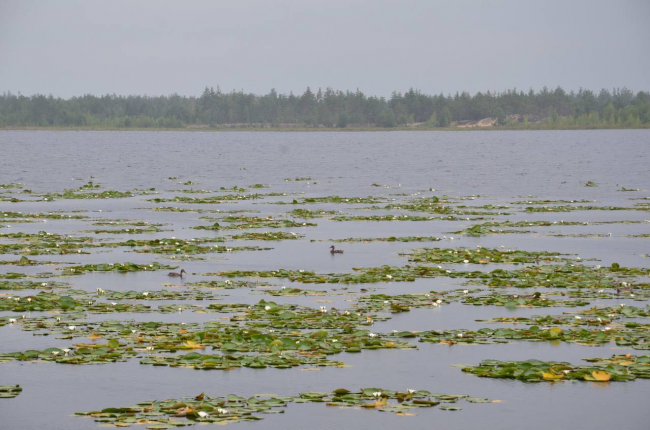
[0,130,649,430]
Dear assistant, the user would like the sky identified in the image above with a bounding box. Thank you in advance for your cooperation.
[1,0,649,98]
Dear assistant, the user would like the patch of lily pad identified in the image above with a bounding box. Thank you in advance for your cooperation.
[75,388,493,428]
[459,354,650,382]
[0,385,22,398]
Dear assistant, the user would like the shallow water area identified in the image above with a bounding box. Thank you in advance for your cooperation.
[0,130,649,429]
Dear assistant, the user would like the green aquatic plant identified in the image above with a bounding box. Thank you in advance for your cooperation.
[61,261,175,275]
[0,280,69,290]
[148,193,286,204]
[460,354,650,382]
[332,214,470,222]
[461,292,590,308]
[83,226,166,234]
[288,208,337,218]
[193,217,316,230]
[315,235,442,243]
[414,324,650,349]
[231,232,303,240]
[402,247,567,264]
[1,211,88,219]
[39,188,156,201]
[0,385,22,398]
[525,205,647,212]
[0,343,138,365]
[75,388,492,428]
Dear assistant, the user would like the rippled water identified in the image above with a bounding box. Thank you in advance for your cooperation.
[0,130,649,430]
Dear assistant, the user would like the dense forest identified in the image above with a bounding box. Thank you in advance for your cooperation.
[1,86,649,129]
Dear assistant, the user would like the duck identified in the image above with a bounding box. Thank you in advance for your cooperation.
[168,269,187,277]
[330,245,344,254]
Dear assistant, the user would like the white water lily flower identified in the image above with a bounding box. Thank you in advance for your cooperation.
[386,275,393,279]
[281,286,286,290]
[372,391,382,398]
[197,411,209,418]
[142,292,149,296]
[463,290,469,294]
[265,305,271,311]
[56,317,61,322]
[436,299,442,304]
[21,315,26,319]
[63,348,70,355]
[217,408,228,414]
[68,326,76,331]
[604,327,611,331]
[383,300,389,304]
[131,329,137,333]
[575,316,582,320]
[111,302,117,306]
[463,260,469,264]
[146,345,154,351]
[319,306,327,313]
[457,333,464,338]
[437,266,442,269]
[595,265,601,270]
[42,283,48,287]
[620,304,626,308]
[446,270,451,273]
[597,318,602,322]
[8,318,16,323]
[51,351,60,356]
[368,333,377,338]
[408,389,416,394]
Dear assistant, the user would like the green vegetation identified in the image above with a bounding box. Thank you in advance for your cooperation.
[2,86,649,129]
[460,355,650,382]
[74,388,491,428]
[0,385,22,398]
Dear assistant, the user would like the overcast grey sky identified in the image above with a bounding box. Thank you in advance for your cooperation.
[1,0,649,98]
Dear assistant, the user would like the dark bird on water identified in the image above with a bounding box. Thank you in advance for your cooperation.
[330,245,344,254]
[168,269,187,277]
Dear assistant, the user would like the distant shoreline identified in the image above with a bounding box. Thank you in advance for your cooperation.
[2,124,648,132]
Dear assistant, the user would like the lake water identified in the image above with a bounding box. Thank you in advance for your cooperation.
[0,130,649,430]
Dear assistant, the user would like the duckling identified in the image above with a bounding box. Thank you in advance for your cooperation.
[168,269,187,277]
[330,245,344,254]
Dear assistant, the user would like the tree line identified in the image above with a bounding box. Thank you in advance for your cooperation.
[1,86,648,128]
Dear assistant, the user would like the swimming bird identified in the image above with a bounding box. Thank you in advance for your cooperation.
[168,269,187,277]
[330,245,344,254]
